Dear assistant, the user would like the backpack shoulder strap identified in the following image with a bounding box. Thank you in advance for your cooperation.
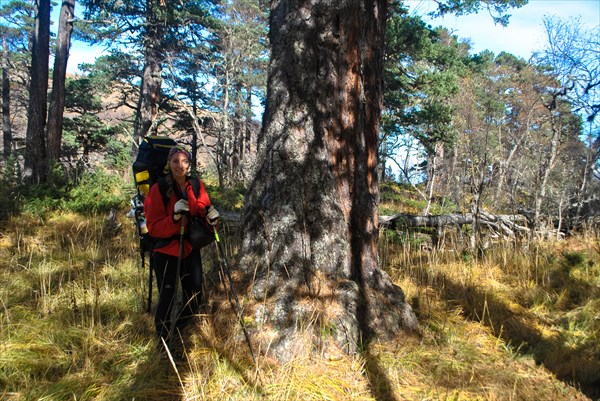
[157,176,201,207]
[188,177,201,198]
[157,176,170,207]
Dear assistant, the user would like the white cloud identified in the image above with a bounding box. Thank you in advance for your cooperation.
[405,0,600,59]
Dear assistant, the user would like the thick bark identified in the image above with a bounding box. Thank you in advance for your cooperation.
[132,0,164,155]
[24,0,50,182]
[47,0,75,163]
[239,0,416,362]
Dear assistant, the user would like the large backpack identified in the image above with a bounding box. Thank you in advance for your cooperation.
[129,137,213,312]
[133,135,178,197]
[131,136,177,251]
[130,135,212,251]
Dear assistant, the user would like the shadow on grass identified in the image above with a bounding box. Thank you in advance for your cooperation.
[363,347,400,401]
[411,265,600,400]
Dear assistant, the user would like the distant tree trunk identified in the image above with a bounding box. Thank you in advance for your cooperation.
[424,142,443,215]
[449,147,461,208]
[2,42,11,158]
[239,0,416,362]
[534,110,560,233]
[47,0,75,164]
[132,0,164,156]
[217,69,230,187]
[493,134,523,208]
[230,82,243,184]
[380,134,388,182]
[244,87,252,159]
[24,0,50,182]
[239,86,254,184]
[574,130,596,225]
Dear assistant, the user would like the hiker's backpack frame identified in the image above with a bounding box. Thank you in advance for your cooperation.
[131,135,177,312]
[132,136,178,248]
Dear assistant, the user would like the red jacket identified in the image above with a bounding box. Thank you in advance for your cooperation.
[144,177,212,257]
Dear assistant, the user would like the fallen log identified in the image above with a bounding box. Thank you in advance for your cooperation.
[379,213,530,238]
[217,211,531,238]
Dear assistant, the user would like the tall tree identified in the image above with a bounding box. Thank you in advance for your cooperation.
[1,36,11,158]
[24,0,50,182]
[209,0,268,186]
[131,0,164,151]
[233,0,530,362]
[238,0,417,361]
[46,0,75,163]
[532,83,581,233]
[78,0,219,155]
[534,16,600,226]
[0,0,34,159]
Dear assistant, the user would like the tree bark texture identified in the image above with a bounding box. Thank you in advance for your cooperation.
[239,0,416,362]
[132,0,164,155]
[47,0,75,163]
[24,0,50,182]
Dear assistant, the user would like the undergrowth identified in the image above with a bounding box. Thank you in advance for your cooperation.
[0,208,597,400]
[0,178,597,400]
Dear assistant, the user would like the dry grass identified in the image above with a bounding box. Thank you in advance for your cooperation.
[0,211,597,400]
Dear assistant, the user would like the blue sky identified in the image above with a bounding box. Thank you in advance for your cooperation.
[60,0,600,72]
[405,0,600,59]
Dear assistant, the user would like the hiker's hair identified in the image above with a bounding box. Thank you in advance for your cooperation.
[163,173,175,200]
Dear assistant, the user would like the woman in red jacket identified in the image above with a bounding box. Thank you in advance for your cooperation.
[144,145,219,344]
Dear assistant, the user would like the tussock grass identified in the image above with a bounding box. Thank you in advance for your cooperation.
[0,209,598,400]
[386,235,599,400]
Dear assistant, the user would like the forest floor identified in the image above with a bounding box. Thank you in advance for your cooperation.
[0,204,598,400]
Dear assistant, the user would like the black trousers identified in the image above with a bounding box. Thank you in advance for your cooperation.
[152,249,204,340]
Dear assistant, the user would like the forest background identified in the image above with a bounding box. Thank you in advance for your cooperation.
[0,0,599,400]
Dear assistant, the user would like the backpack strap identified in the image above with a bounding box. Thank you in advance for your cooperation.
[189,177,201,199]
[157,176,201,208]
[157,176,171,207]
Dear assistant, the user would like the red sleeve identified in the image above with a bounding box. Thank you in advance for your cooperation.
[185,178,211,218]
[144,183,181,239]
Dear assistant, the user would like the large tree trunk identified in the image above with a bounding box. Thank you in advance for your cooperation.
[238,0,416,362]
[132,0,164,156]
[24,0,50,182]
[46,0,75,163]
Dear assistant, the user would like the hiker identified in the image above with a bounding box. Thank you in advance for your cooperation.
[143,144,219,344]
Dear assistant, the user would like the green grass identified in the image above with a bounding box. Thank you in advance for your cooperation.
[0,208,597,400]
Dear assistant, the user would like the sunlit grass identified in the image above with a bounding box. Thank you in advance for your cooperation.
[0,209,597,400]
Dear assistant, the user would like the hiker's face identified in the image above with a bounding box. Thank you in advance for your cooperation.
[169,153,190,179]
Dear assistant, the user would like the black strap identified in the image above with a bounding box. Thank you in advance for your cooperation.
[157,176,200,207]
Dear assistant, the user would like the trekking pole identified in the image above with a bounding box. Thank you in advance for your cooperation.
[168,214,186,350]
[211,221,256,364]
[133,199,154,314]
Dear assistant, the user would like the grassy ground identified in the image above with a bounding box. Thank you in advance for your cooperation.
[0,208,598,400]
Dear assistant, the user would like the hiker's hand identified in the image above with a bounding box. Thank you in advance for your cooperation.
[207,206,219,223]
[173,199,189,221]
